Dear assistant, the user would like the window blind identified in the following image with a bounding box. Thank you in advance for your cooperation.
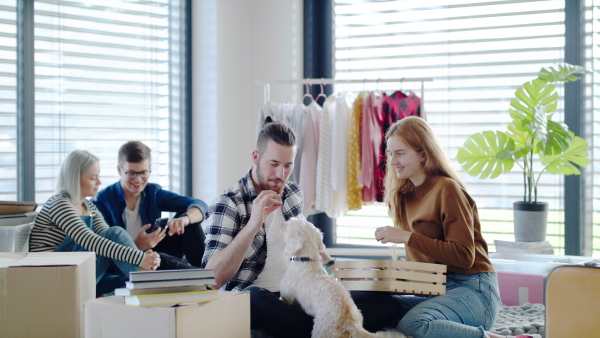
[589,0,600,256]
[0,1,16,200]
[32,0,182,203]
[333,0,572,253]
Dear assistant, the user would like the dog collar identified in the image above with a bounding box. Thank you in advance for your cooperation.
[290,256,315,262]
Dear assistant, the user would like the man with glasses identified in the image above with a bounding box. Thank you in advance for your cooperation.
[94,141,208,268]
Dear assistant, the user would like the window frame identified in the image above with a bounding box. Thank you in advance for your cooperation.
[11,0,192,203]
[327,0,593,256]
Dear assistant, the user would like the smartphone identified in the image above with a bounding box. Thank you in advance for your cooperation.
[149,217,169,233]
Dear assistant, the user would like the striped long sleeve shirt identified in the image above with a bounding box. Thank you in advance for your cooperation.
[29,193,145,266]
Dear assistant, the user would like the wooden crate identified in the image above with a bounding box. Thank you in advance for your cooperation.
[334,260,447,296]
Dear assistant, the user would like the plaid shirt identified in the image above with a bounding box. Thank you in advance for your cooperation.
[201,168,304,291]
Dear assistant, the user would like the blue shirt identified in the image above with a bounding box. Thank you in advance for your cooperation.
[93,182,208,231]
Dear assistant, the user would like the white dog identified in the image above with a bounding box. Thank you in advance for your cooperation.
[279,217,406,338]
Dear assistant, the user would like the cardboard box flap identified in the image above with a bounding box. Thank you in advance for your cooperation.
[9,251,95,267]
[0,252,26,267]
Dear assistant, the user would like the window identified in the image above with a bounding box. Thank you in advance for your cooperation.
[2,0,187,204]
[333,0,600,256]
[0,1,17,200]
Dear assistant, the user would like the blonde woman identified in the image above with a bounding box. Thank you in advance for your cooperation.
[30,150,160,295]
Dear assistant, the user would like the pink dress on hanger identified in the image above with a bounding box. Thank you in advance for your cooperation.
[360,92,386,203]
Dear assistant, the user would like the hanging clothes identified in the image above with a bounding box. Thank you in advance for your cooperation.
[347,92,365,211]
[256,79,428,218]
[299,101,322,215]
[331,93,353,197]
[376,91,422,202]
[360,91,386,203]
[315,94,350,218]
[277,102,307,183]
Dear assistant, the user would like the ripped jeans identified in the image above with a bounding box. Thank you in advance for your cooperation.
[394,272,501,338]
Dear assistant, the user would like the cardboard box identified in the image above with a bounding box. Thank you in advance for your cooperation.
[490,253,593,305]
[0,251,95,338]
[496,271,545,306]
[85,291,250,338]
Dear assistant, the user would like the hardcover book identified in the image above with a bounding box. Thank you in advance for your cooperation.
[115,284,208,296]
[125,277,216,290]
[129,268,214,282]
[124,290,220,306]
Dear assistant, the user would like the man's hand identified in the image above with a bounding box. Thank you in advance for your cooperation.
[134,224,166,250]
[167,217,187,236]
[166,207,203,236]
[249,190,282,226]
[374,226,412,244]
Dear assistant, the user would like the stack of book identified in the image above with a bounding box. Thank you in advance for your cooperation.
[115,268,218,306]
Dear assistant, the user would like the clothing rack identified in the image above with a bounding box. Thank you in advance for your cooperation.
[256,77,433,118]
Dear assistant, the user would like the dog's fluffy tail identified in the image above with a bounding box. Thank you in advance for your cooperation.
[347,328,407,338]
[372,329,408,338]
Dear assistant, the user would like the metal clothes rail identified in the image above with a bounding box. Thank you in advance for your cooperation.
[255,77,433,117]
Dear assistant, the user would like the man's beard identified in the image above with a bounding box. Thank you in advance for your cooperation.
[256,163,285,195]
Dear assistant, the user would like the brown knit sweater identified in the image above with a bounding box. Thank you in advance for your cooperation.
[399,175,495,275]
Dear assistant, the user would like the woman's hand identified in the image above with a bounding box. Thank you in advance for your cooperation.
[375,226,412,244]
[140,249,161,271]
[134,224,166,250]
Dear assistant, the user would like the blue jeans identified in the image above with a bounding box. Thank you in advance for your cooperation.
[245,285,399,338]
[54,226,140,291]
[394,272,501,338]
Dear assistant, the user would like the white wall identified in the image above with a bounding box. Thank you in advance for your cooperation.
[192,0,303,203]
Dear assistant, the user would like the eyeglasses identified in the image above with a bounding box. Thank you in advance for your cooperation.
[123,170,151,179]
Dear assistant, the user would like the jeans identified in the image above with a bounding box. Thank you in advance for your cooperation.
[245,285,399,338]
[394,272,501,338]
[54,226,141,294]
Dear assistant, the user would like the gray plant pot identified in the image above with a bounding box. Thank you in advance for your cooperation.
[513,201,549,242]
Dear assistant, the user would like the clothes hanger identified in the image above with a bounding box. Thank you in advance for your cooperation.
[374,77,382,97]
[315,82,328,102]
[398,77,410,97]
[302,83,314,105]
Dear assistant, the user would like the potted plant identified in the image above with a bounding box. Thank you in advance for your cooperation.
[456,63,590,242]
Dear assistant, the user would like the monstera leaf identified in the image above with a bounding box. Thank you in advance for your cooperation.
[509,79,557,122]
[456,130,515,179]
[508,79,570,156]
[538,63,588,83]
[540,134,590,175]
